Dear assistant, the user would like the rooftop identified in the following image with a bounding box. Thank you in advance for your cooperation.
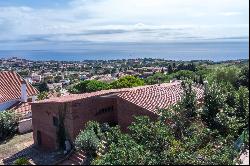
[34,85,153,103]
[34,82,204,110]
[0,71,39,103]
[117,82,204,112]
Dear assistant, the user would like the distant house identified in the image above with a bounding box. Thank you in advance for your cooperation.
[47,83,63,91]
[0,71,39,133]
[31,74,42,83]
[0,71,39,112]
[31,82,204,151]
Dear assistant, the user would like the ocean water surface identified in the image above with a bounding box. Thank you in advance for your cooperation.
[0,41,248,61]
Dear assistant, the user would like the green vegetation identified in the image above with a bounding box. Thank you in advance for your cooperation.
[110,75,145,89]
[75,122,102,157]
[0,111,18,141]
[38,82,49,92]
[13,157,30,165]
[70,76,144,94]
[37,91,49,100]
[69,80,111,93]
[74,69,249,164]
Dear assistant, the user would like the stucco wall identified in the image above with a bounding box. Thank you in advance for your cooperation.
[32,103,68,151]
[19,118,33,134]
[70,96,117,139]
[117,97,159,132]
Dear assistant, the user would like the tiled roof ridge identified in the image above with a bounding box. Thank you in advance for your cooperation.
[0,71,39,103]
[34,82,204,104]
[34,84,156,103]
[117,82,204,113]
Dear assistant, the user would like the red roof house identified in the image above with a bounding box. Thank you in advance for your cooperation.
[0,71,39,115]
[31,82,204,151]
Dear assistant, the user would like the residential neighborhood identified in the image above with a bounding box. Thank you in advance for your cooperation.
[0,58,249,165]
[0,0,249,164]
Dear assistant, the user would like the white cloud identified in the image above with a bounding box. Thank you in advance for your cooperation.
[220,12,242,16]
[0,0,248,43]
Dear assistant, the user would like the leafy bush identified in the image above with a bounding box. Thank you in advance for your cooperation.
[13,157,30,165]
[38,82,49,92]
[75,121,102,157]
[37,91,49,101]
[70,80,111,93]
[75,129,100,157]
[0,111,18,141]
[110,76,145,89]
[145,73,171,85]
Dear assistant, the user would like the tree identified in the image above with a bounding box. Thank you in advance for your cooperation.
[235,87,249,130]
[71,80,111,93]
[91,113,238,165]
[75,129,100,157]
[179,81,198,118]
[161,68,165,74]
[110,76,144,89]
[75,122,102,158]
[37,91,49,100]
[38,82,49,92]
[145,73,170,85]
[237,66,249,88]
[54,75,63,83]
[171,70,195,80]
[93,133,149,165]
[208,67,241,89]
[201,83,225,127]
[168,64,173,74]
[0,111,18,141]
[199,75,204,85]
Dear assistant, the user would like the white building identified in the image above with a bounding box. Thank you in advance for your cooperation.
[0,71,39,112]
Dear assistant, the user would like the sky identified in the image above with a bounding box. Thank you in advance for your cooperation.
[0,0,249,50]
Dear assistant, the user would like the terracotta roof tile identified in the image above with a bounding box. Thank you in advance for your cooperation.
[117,82,204,113]
[0,71,39,103]
[35,82,204,110]
[35,85,153,103]
[9,102,32,120]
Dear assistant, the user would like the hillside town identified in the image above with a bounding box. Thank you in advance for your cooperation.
[0,0,249,165]
[0,57,249,165]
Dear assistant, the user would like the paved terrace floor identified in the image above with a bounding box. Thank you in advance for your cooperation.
[0,132,63,165]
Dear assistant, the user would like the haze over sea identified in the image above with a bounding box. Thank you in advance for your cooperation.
[0,41,248,62]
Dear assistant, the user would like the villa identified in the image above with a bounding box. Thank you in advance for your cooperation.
[0,71,38,113]
[31,82,204,151]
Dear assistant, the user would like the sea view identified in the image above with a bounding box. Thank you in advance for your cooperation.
[0,41,248,61]
[0,0,249,165]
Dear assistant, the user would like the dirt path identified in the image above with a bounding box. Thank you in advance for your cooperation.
[0,132,65,165]
[0,132,33,162]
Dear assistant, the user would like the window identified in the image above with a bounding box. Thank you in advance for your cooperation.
[53,116,59,127]
[95,106,114,116]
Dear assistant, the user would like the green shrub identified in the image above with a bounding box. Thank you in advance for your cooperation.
[110,76,145,89]
[71,80,111,93]
[37,91,49,101]
[13,157,30,165]
[0,111,18,141]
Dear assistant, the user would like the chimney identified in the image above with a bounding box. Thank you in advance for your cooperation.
[204,81,208,93]
[21,80,28,102]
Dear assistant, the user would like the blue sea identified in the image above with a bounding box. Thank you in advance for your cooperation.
[0,41,248,62]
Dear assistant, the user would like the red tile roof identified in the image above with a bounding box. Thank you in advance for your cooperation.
[35,82,204,111]
[35,86,152,103]
[0,71,39,103]
[117,82,204,113]
[9,102,32,120]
